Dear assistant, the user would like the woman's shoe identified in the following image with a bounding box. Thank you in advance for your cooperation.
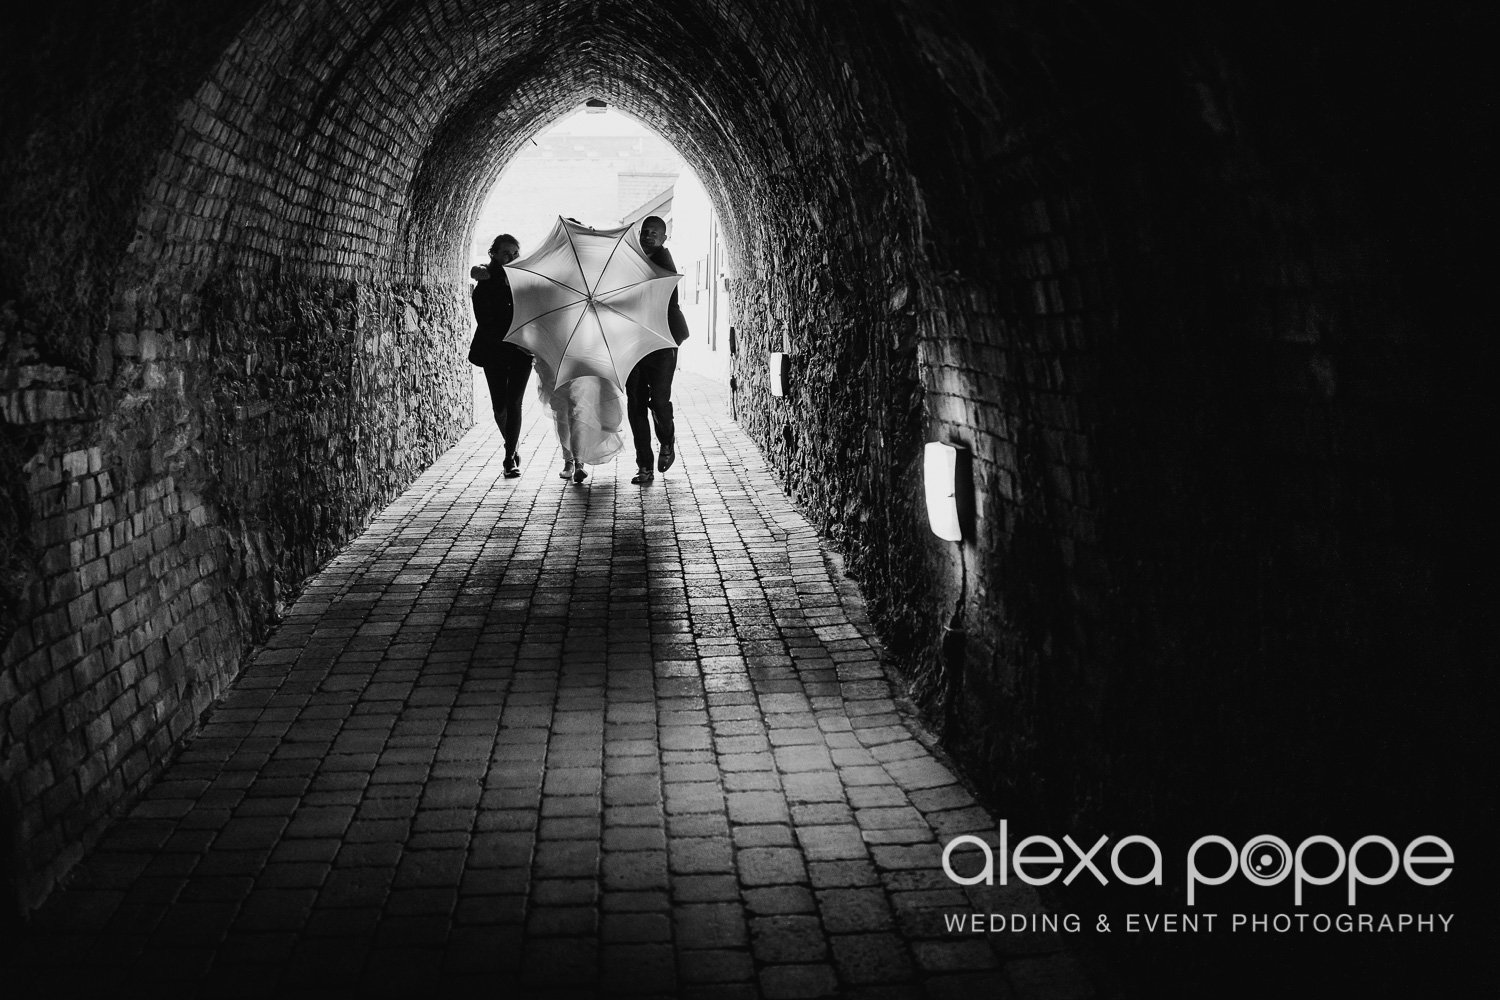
[572,464,588,483]
[504,453,521,478]
[559,460,574,479]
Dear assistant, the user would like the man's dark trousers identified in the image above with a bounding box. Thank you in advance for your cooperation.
[627,347,676,469]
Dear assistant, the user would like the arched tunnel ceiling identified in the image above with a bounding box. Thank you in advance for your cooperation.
[141,0,914,287]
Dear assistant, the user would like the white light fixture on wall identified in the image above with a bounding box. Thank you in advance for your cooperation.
[769,352,790,397]
[924,442,967,541]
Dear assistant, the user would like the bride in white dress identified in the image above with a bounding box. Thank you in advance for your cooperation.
[533,366,626,483]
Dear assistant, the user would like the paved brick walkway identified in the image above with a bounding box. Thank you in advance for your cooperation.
[7,374,1094,998]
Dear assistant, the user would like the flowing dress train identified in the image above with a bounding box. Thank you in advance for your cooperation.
[533,361,626,466]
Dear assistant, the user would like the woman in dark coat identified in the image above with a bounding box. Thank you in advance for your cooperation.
[468,234,531,477]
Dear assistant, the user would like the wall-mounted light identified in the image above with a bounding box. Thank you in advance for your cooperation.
[924,442,971,541]
[584,97,607,113]
[769,352,790,397]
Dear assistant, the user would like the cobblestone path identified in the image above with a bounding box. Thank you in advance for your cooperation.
[8,374,1093,999]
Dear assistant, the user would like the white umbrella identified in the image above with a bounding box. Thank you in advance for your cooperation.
[502,217,681,394]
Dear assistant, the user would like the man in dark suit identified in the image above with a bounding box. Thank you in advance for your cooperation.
[628,215,689,484]
[468,234,530,477]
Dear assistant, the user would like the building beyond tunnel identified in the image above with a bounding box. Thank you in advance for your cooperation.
[0,0,1489,991]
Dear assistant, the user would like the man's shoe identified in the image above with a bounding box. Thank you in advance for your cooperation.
[560,461,574,480]
[631,467,654,484]
[657,443,675,473]
[572,464,588,483]
[504,453,521,478]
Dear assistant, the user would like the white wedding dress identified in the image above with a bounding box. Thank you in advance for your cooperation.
[532,361,626,466]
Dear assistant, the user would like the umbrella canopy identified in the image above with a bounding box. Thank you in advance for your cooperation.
[502,217,681,393]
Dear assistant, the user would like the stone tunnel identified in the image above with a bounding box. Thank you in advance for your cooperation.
[0,1,1486,996]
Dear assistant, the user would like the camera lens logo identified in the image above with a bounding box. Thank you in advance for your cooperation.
[1241,836,1292,885]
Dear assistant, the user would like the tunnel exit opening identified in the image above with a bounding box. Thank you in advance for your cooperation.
[465,104,734,440]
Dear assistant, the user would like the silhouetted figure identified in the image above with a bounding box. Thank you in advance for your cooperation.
[468,234,531,477]
[627,215,689,484]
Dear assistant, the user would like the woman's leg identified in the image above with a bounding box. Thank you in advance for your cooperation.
[482,364,508,448]
[501,356,532,456]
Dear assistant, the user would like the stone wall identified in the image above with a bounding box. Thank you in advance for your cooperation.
[724,1,1486,857]
[723,10,1486,986]
[0,0,473,911]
